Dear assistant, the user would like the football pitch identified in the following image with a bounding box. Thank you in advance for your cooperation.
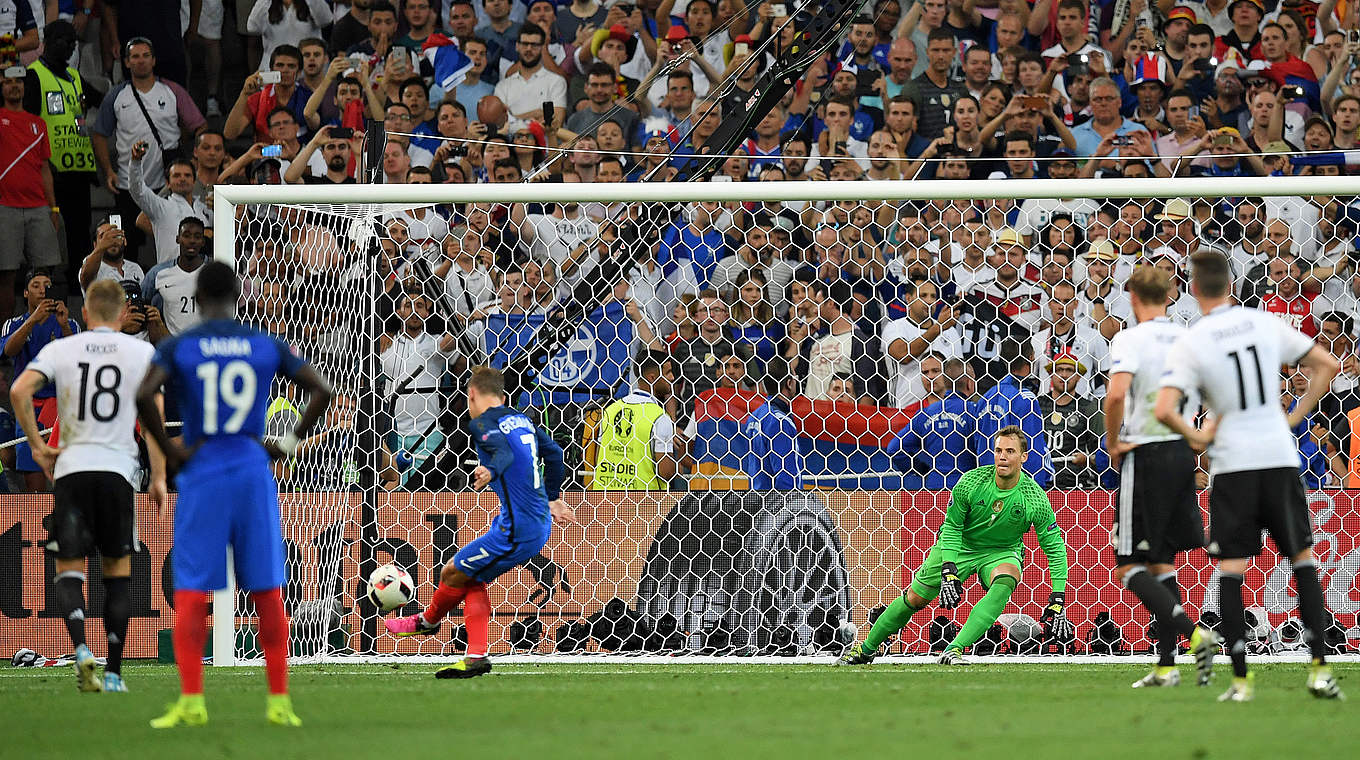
[4,662,1356,759]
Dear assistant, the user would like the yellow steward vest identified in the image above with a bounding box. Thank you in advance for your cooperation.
[591,398,667,490]
[28,61,96,173]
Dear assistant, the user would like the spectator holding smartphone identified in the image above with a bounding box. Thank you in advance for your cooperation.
[225,44,313,141]
[78,217,145,295]
[1,271,78,492]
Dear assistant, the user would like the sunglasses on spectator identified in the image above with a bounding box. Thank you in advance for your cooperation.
[123,36,154,58]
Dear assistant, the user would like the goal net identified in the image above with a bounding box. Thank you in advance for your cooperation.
[202,175,1360,663]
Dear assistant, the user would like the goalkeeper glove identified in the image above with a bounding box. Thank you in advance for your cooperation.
[1040,591,1073,639]
[938,562,964,609]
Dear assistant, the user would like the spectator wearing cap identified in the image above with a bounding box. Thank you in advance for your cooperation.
[899,27,967,141]
[3,270,79,491]
[0,66,60,316]
[1037,349,1104,488]
[978,227,1044,331]
[566,61,640,142]
[1213,0,1265,63]
[1077,240,1131,338]
[1159,5,1198,74]
[494,25,567,132]
[1210,58,1250,131]
[577,20,648,93]
[1072,77,1149,157]
[91,38,205,264]
[1188,123,1266,179]
[1128,53,1172,133]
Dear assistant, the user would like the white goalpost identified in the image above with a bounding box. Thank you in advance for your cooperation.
[207,175,1360,666]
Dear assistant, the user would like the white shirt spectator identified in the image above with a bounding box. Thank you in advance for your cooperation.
[493,65,568,122]
[84,259,146,294]
[386,207,450,251]
[141,260,202,335]
[128,155,212,264]
[881,316,957,407]
[247,0,333,71]
[950,260,997,295]
[1013,197,1100,240]
[806,136,870,172]
[381,332,451,437]
[443,262,496,318]
[1263,197,1320,261]
[92,79,205,191]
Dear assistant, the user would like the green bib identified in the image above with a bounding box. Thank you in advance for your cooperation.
[592,399,667,491]
[29,61,96,173]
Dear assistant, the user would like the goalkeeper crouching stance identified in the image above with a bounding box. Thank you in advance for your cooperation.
[838,426,1072,665]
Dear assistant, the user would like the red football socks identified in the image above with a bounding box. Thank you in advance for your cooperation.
[172,590,209,695]
[423,583,467,626]
[464,583,490,658]
[251,588,289,695]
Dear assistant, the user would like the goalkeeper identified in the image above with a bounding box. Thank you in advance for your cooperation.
[838,426,1072,665]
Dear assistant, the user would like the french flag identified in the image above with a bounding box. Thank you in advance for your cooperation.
[1264,57,1321,112]
[421,34,474,93]
[690,389,923,490]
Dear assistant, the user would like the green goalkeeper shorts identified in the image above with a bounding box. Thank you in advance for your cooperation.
[908,544,1024,601]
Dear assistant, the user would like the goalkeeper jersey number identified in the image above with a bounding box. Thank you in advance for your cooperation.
[937,465,1069,591]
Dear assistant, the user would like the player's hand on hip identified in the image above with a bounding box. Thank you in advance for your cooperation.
[549,499,577,524]
[938,562,964,609]
[1040,591,1073,639]
[472,465,492,489]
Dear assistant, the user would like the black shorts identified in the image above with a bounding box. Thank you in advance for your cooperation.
[1207,467,1313,559]
[45,471,136,560]
[1114,439,1204,565]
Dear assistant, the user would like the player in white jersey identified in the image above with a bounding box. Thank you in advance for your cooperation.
[1104,268,1219,690]
[1155,249,1343,702]
[9,281,165,695]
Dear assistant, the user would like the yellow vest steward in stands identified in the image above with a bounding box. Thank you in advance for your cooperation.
[592,396,667,490]
[28,61,96,173]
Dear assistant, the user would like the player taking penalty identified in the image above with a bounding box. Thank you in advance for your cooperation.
[385,366,576,678]
[137,261,334,727]
[838,426,1071,665]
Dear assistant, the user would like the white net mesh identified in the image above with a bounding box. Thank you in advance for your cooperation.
[217,178,1360,661]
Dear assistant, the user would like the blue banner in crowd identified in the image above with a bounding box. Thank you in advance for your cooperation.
[485,302,634,405]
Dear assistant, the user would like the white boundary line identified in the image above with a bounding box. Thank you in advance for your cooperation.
[223,653,1360,666]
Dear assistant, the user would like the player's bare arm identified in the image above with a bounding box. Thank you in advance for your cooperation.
[1287,345,1340,430]
[1102,370,1135,469]
[9,368,60,480]
[136,363,190,472]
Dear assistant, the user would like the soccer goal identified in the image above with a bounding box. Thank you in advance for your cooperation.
[206,174,1360,665]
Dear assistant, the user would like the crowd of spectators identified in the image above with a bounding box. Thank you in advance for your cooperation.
[0,0,1359,493]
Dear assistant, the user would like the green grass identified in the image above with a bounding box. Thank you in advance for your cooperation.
[3,662,1357,759]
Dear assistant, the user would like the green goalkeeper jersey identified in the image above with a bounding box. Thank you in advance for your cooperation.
[937,466,1069,592]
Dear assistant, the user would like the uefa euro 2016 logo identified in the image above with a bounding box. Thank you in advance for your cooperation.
[540,326,597,386]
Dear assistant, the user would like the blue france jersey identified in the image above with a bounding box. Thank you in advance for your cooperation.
[887,394,978,490]
[152,319,307,467]
[472,406,564,539]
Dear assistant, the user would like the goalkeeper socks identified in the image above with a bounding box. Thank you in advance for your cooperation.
[949,575,1017,651]
[1155,573,1181,667]
[251,588,290,695]
[862,594,919,652]
[53,571,87,649]
[423,583,467,627]
[1218,573,1249,678]
[464,583,490,658]
[1292,560,1328,664]
[172,590,210,695]
[103,576,130,675]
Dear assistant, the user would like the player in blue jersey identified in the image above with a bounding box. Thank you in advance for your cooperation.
[385,366,574,678]
[887,357,978,489]
[135,262,333,728]
[975,338,1054,487]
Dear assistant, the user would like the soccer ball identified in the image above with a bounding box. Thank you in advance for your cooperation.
[367,564,416,613]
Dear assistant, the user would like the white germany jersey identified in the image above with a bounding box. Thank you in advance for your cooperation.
[1108,316,1195,444]
[1160,304,1314,474]
[26,328,156,484]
